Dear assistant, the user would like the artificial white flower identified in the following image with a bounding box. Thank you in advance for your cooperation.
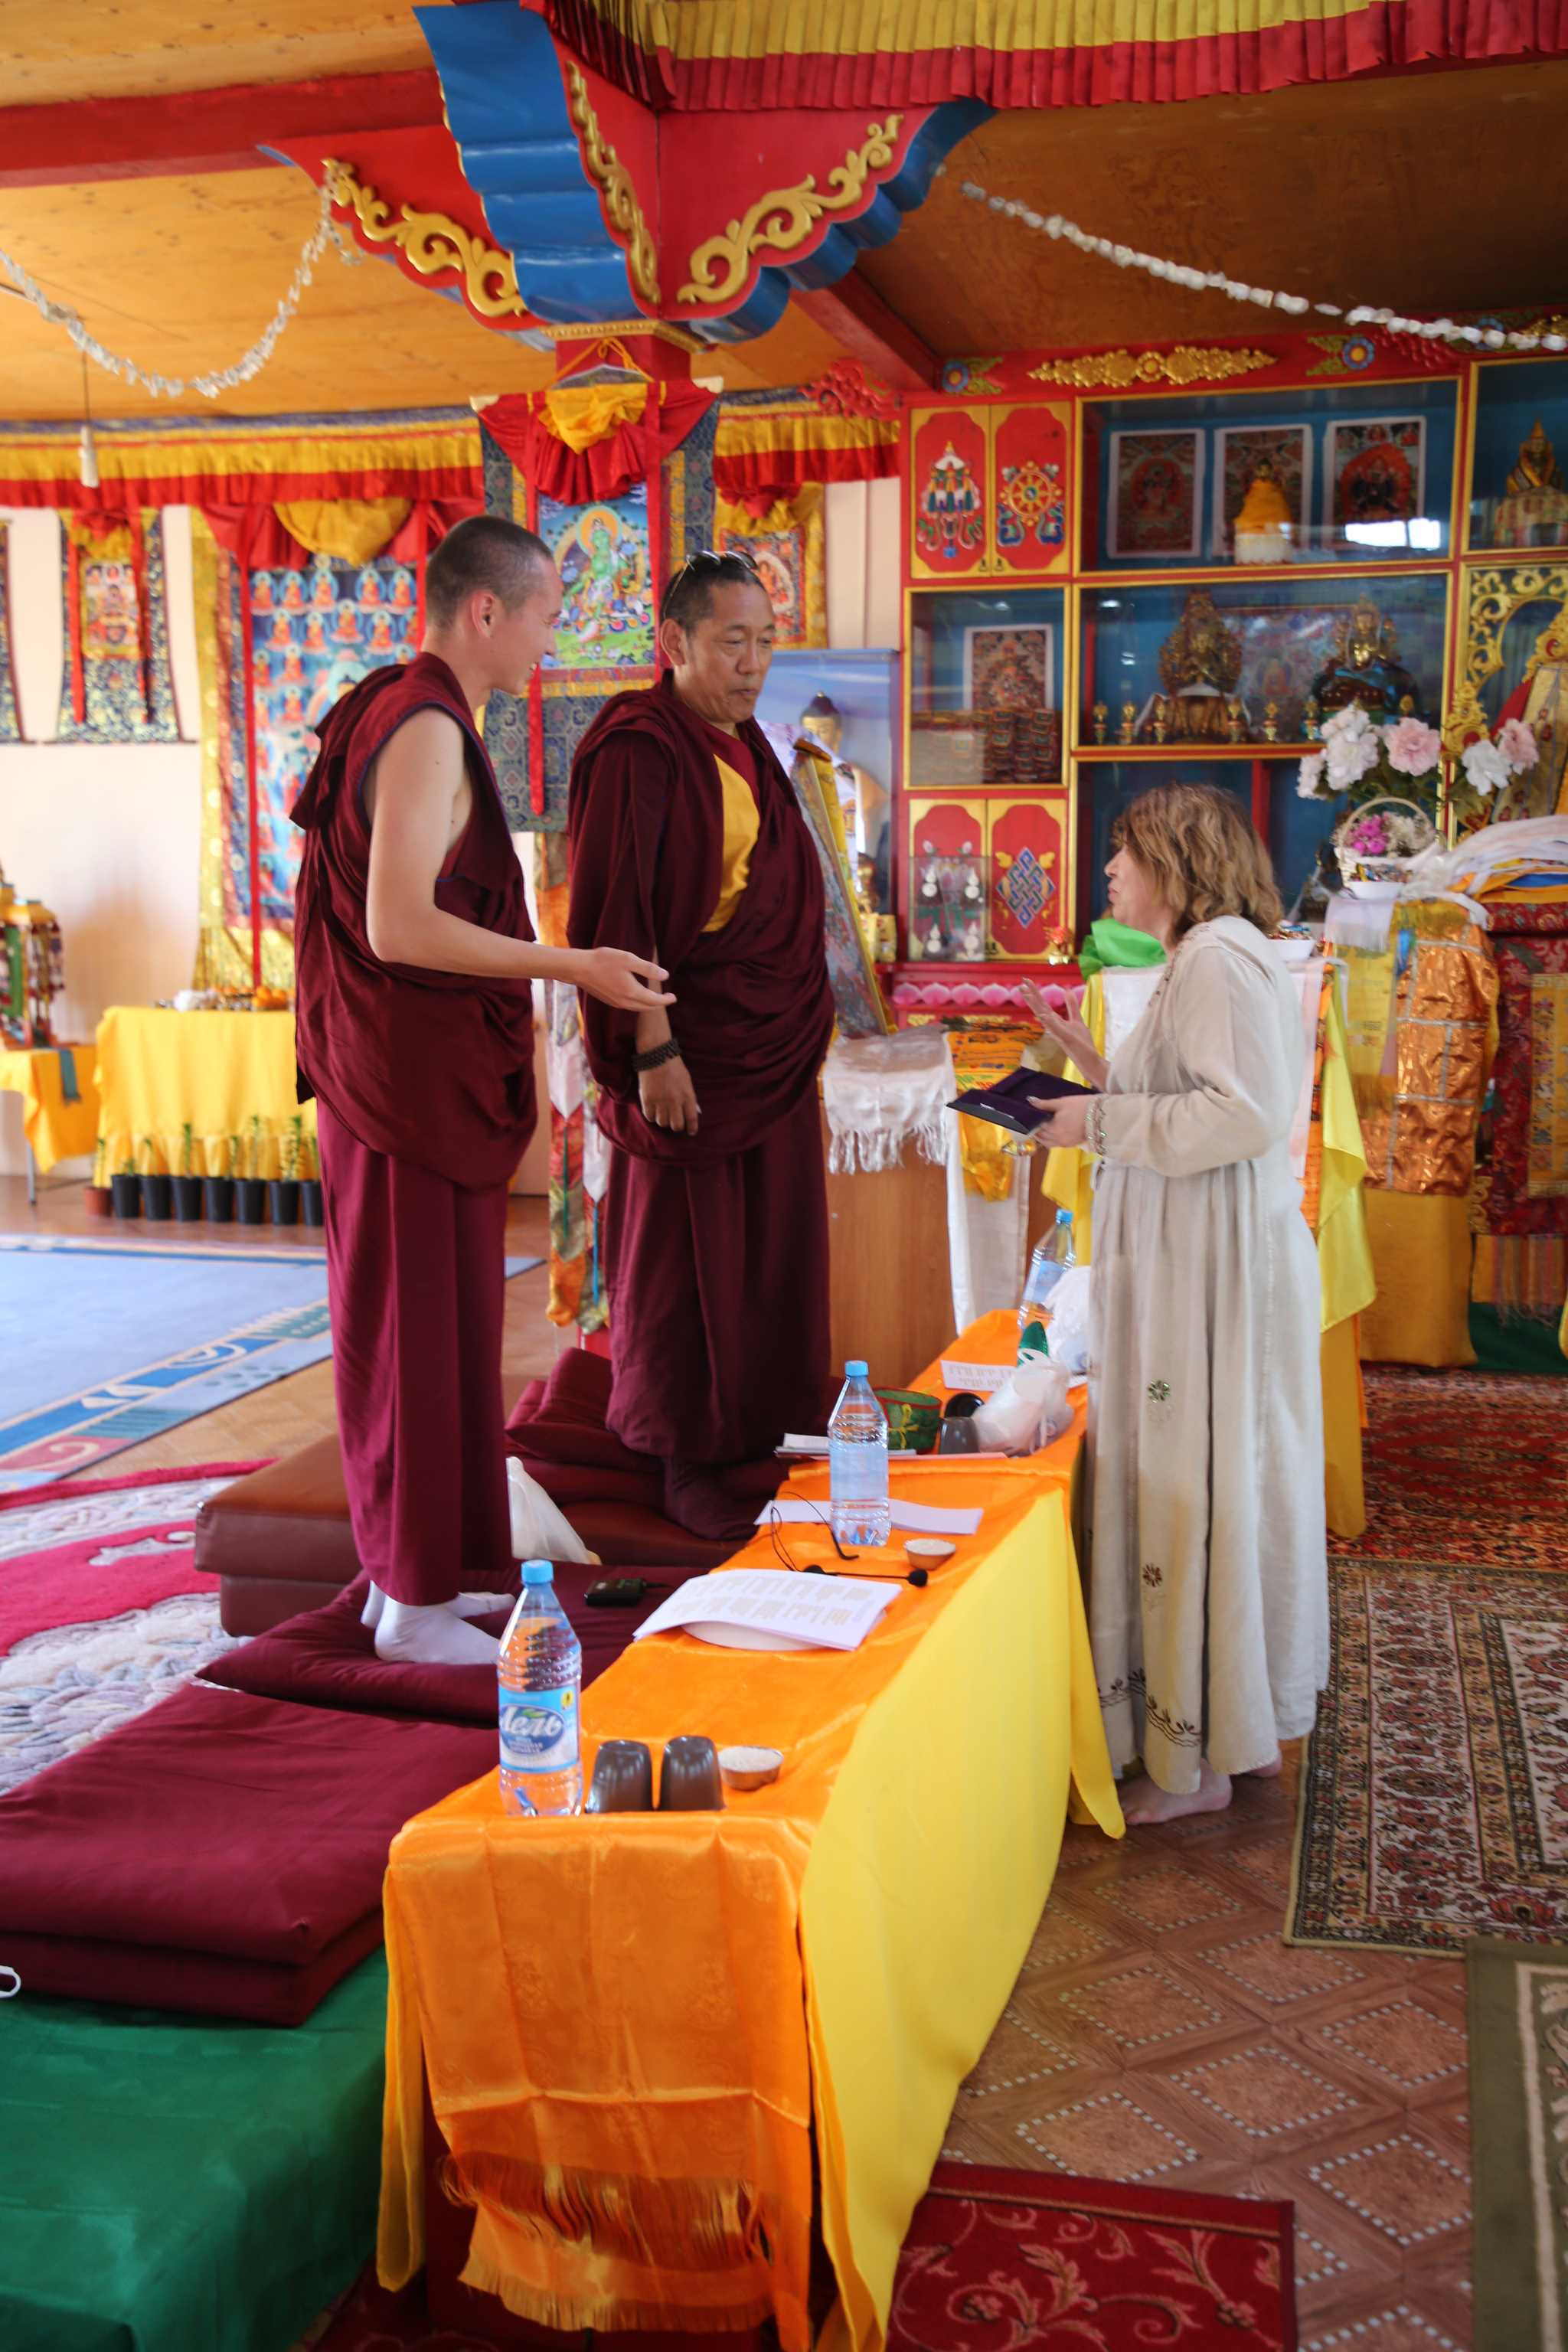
[1461,737,1510,798]
[1296,752,1328,800]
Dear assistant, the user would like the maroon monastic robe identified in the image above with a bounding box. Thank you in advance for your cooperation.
[568,673,835,1462]
[292,652,535,1602]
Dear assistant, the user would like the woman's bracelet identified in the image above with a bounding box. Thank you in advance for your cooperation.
[633,1037,683,1073]
[1085,1096,1111,1158]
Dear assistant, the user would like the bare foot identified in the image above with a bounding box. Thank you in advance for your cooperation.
[1238,1749,1283,1779]
[1120,1759,1233,1824]
[374,1598,501,1665]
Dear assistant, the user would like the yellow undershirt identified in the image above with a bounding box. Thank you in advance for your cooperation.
[702,756,760,933]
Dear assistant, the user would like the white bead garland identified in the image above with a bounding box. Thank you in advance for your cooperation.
[952,175,1568,354]
[0,179,364,402]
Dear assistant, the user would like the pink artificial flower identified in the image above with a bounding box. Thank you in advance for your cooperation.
[1497,717,1540,775]
[1383,717,1442,778]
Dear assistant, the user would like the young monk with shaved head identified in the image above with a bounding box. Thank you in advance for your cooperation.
[292,515,671,1663]
[567,550,835,1541]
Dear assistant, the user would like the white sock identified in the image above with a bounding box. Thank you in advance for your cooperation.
[360,1580,387,1631]
[373,1598,502,1666]
[450,1589,514,1619]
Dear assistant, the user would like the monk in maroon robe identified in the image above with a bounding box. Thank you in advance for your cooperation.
[568,550,835,1540]
[292,516,671,1663]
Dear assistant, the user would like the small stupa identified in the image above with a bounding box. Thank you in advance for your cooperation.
[1233,459,1295,566]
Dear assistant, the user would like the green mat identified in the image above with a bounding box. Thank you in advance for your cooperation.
[1468,1302,1568,1375]
[0,1952,387,2352]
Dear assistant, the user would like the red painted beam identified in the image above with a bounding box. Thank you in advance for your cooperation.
[792,272,939,393]
[0,69,446,188]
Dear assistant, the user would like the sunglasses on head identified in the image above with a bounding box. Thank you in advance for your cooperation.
[668,547,760,583]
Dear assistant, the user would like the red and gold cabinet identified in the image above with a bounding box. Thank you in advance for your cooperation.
[909,402,1072,580]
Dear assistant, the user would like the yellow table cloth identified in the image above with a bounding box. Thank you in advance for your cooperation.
[0,1044,100,1171]
[95,1007,315,1180]
[378,1478,1122,2352]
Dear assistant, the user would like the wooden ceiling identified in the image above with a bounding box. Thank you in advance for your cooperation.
[0,8,1564,426]
[870,60,1568,354]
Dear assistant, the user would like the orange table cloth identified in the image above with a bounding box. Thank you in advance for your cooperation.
[377,1465,1122,2352]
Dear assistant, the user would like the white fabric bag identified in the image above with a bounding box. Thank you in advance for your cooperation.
[507,1456,595,1565]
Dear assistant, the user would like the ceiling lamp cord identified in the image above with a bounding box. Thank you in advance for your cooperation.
[0,178,364,403]
[949,173,1568,353]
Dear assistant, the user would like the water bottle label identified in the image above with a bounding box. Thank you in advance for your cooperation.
[829,1439,887,1502]
[499,1684,580,1775]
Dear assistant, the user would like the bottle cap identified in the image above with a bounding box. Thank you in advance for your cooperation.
[844,1358,868,1377]
[521,1558,554,1585]
[1056,1207,1073,1223]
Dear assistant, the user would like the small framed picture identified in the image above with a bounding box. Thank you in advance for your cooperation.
[962,623,1054,712]
[1108,429,1204,560]
[1326,418,1426,533]
[1214,425,1312,556]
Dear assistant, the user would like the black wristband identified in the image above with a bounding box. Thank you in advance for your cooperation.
[632,1037,682,1073]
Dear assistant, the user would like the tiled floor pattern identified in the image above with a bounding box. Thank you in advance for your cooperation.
[943,1749,1473,2350]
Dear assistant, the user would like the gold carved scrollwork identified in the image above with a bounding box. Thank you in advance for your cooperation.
[323,159,525,319]
[1027,347,1275,390]
[1444,564,1568,753]
[564,64,660,310]
[679,118,904,308]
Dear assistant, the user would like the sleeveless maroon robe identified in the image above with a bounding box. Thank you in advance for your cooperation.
[568,674,835,1462]
[292,653,535,1602]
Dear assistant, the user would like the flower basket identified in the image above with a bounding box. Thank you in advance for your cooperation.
[1332,796,1439,891]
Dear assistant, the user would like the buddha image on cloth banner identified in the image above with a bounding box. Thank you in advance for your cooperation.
[57,515,179,744]
[1109,430,1204,560]
[1327,418,1426,533]
[540,489,652,671]
[237,551,416,923]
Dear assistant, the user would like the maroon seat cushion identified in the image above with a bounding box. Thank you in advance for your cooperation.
[505,1351,788,1503]
[201,1565,697,1723]
[0,1682,494,2024]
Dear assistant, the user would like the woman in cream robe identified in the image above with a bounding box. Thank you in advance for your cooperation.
[1032,784,1328,1822]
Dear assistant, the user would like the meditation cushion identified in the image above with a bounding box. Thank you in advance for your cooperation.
[201,1564,695,1723]
[201,1415,757,1636]
[505,1350,789,1507]
[0,1682,494,2025]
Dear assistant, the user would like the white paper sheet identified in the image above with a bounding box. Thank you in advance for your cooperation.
[632,1567,901,1653]
[939,1359,1008,1395]
[758,1498,984,1537]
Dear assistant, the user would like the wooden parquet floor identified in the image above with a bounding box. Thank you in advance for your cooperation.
[4,1178,1476,2347]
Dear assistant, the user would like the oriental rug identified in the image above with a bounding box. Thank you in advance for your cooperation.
[1333,1363,1566,1569]
[1466,1935,1568,2352]
[1289,1559,1568,1954]
[294,2167,1295,2352]
[0,1461,259,1793]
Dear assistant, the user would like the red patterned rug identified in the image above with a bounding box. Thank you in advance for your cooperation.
[298,2169,1295,2352]
[1334,1364,1566,1567]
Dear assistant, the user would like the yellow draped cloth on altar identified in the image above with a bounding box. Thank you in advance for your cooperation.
[95,1006,315,1179]
[377,1479,1122,2352]
[0,1044,100,1171]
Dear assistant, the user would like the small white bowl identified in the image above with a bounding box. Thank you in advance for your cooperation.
[718,1745,783,1792]
[904,1537,956,1566]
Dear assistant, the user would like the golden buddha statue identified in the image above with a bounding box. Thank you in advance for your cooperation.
[1495,417,1568,549]
[1233,458,1295,567]
[1494,605,1568,821]
[1308,592,1423,721]
[1143,587,1246,742]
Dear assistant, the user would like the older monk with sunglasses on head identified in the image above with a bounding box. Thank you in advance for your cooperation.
[567,549,836,1542]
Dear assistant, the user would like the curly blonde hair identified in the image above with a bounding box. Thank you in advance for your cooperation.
[1113,782,1282,939]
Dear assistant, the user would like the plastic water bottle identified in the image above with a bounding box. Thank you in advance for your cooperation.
[498,1559,583,1818]
[1018,1209,1077,1363]
[828,1359,890,1549]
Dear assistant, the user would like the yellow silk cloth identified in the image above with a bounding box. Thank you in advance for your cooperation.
[377,1480,1122,2352]
[274,497,411,563]
[0,1045,100,1172]
[701,757,760,933]
[1359,1190,1476,1366]
[95,1007,315,1181]
[542,380,648,451]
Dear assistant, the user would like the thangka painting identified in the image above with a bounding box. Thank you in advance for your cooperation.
[540,487,653,671]
[1109,430,1204,560]
[963,624,1054,714]
[1214,426,1311,557]
[714,485,825,649]
[0,525,20,743]
[57,511,180,743]
[1327,419,1426,534]
[191,522,414,991]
